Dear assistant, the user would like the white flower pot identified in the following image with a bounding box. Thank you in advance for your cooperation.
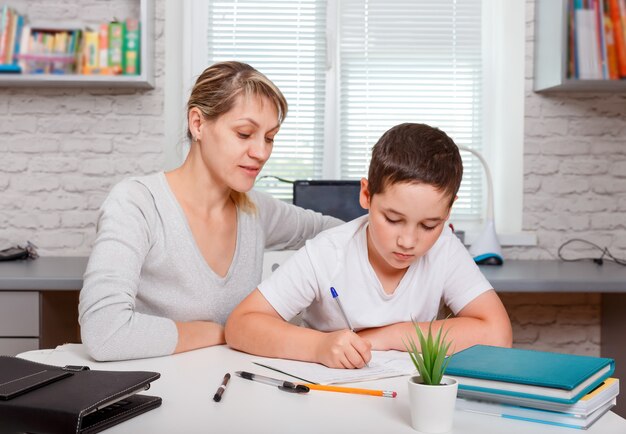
[407,375,458,433]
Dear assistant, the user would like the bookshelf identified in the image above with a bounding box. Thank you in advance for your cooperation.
[534,0,626,92]
[0,0,153,89]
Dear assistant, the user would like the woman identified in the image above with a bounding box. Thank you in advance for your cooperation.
[79,61,341,361]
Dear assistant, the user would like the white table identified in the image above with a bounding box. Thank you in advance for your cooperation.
[18,344,626,434]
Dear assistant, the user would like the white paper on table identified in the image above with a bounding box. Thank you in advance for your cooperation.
[254,350,416,385]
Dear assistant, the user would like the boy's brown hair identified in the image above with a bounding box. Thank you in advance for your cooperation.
[367,123,463,206]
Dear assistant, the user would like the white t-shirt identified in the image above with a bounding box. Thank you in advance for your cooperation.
[259,215,493,332]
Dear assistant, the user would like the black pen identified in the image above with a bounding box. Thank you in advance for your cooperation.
[235,371,309,393]
[213,373,231,402]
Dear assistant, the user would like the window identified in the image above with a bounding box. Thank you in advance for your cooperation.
[180,0,527,239]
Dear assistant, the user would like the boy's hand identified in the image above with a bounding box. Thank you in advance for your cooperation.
[315,330,372,368]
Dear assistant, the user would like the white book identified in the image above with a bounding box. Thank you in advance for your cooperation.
[456,378,619,417]
[575,8,603,79]
[456,396,616,430]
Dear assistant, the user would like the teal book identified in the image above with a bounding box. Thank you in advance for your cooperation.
[446,345,614,404]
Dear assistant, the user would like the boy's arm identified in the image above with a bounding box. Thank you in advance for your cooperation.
[357,289,512,352]
[225,289,372,368]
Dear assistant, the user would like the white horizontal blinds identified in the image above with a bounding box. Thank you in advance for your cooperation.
[205,0,327,200]
[339,0,484,220]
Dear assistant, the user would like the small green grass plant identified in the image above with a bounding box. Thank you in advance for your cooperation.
[404,318,453,385]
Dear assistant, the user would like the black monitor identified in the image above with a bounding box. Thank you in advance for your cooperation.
[293,180,367,222]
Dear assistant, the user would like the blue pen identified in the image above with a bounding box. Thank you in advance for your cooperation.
[330,286,369,367]
[330,286,355,332]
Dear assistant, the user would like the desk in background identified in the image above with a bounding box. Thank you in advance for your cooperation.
[0,257,87,355]
[18,344,626,434]
[2,256,626,414]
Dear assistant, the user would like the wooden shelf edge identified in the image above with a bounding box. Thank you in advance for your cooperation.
[534,79,626,93]
[0,74,154,89]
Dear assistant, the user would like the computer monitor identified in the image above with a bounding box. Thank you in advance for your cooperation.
[293,180,367,222]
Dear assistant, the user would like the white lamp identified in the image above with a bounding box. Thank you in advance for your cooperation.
[457,146,503,265]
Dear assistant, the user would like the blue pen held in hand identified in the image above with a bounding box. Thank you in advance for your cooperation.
[330,286,370,367]
[330,286,355,332]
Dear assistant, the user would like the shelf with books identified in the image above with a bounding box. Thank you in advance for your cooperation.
[534,0,626,92]
[0,0,153,89]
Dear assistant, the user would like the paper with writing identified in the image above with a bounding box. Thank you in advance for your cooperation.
[254,351,415,385]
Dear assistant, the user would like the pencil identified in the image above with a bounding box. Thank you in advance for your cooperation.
[301,383,397,398]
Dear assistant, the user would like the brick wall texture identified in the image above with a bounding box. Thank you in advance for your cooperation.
[1,0,623,356]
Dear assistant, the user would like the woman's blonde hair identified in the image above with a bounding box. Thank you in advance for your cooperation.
[187,61,288,213]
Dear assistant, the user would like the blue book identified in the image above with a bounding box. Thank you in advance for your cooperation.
[445,345,614,404]
[0,64,20,73]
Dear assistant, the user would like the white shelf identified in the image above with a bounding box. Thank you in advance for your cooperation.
[534,0,626,92]
[0,0,154,89]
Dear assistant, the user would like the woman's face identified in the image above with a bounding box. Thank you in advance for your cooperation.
[197,94,280,193]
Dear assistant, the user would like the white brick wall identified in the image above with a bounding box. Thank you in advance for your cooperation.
[498,0,626,356]
[1,0,622,354]
[0,0,165,253]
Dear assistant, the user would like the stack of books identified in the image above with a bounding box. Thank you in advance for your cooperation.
[446,345,619,430]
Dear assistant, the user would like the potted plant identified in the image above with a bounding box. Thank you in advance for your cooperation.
[404,318,457,433]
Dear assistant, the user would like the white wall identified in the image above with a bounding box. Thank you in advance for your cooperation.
[0,0,167,254]
[1,0,623,355]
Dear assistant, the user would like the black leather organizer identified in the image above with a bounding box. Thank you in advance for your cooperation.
[0,356,161,434]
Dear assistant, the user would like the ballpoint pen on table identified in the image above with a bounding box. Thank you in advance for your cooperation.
[252,362,317,384]
[330,286,369,367]
[213,372,231,402]
[301,383,397,398]
[235,371,310,393]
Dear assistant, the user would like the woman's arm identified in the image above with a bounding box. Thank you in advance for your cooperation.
[174,321,225,353]
[251,190,343,251]
[357,290,512,353]
[79,180,225,361]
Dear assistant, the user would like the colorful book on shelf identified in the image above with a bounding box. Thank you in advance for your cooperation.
[445,345,614,404]
[0,63,20,73]
[0,5,10,63]
[108,20,124,74]
[98,23,109,74]
[604,10,620,79]
[574,1,603,79]
[456,396,615,430]
[123,18,140,75]
[609,0,626,77]
[82,30,99,74]
[457,377,620,417]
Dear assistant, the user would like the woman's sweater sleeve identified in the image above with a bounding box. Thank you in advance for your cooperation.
[251,190,344,251]
[78,181,178,361]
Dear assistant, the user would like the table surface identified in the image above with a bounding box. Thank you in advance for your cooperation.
[18,344,626,434]
[2,256,626,292]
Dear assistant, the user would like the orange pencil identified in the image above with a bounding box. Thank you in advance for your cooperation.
[301,383,397,398]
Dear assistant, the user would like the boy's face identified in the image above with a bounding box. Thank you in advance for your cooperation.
[359,178,452,272]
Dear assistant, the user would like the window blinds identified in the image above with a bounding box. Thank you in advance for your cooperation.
[205,0,327,200]
[202,0,484,219]
[338,0,484,219]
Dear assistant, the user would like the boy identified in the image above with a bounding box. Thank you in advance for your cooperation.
[225,123,512,368]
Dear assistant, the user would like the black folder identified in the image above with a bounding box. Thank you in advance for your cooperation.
[0,356,162,434]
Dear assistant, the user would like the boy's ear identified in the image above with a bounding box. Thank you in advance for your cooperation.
[359,178,371,210]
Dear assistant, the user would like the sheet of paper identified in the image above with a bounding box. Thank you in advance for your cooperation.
[254,350,416,385]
